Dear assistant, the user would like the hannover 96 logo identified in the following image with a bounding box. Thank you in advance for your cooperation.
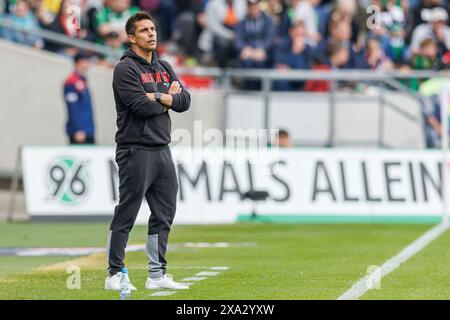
[47,156,89,205]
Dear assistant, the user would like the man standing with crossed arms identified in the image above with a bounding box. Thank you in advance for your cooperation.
[105,11,191,291]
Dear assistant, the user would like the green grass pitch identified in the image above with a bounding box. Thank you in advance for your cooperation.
[0,222,448,300]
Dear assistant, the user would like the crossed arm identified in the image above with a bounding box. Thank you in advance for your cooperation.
[146,81,182,112]
[113,63,190,118]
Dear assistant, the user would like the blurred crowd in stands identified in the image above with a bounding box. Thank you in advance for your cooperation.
[1,0,449,73]
[1,0,450,147]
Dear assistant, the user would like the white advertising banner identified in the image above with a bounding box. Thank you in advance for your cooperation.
[22,146,447,224]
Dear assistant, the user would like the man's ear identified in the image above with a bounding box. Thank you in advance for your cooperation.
[128,34,136,44]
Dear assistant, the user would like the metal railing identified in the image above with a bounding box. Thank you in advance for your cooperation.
[215,69,448,147]
[0,17,122,59]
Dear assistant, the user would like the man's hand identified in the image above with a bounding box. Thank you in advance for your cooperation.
[240,47,254,60]
[253,48,267,61]
[168,81,182,95]
[73,131,86,143]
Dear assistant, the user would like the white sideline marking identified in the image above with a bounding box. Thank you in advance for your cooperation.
[338,223,449,300]
[0,241,254,257]
[182,276,207,281]
[151,291,175,297]
[0,244,146,257]
[210,266,229,270]
[150,267,230,297]
[179,282,193,287]
[196,271,219,276]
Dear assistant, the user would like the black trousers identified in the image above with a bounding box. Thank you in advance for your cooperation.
[107,146,178,278]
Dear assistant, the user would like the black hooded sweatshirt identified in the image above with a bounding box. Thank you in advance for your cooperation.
[112,49,191,149]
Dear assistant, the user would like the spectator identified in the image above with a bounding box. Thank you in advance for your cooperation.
[172,0,206,59]
[236,0,274,69]
[235,0,274,89]
[412,37,443,69]
[94,0,140,45]
[273,19,312,91]
[315,18,359,68]
[1,0,44,48]
[312,41,354,90]
[2,0,450,91]
[44,0,90,55]
[80,0,104,43]
[409,0,448,36]
[305,40,353,92]
[421,93,443,148]
[410,6,450,55]
[273,128,293,148]
[326,40,350,69]
[359,39,394,70]
[98,30,124,67]
[419,76,450,148]
[63,51,96,145]
[198,0,247,67]
[407,38,443,91]
[262,0,291,45]
[326,0,365,46]
[294,0,321,44]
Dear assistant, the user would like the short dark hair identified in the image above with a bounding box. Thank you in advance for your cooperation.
[105,31,120,39]
[420,38,436,49]
[74,50,93,63]
[125,11,155,36]
[277,129,290,138]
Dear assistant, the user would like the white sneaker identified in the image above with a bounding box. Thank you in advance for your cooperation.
[104,272,137,291]
[145,274,189,290]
